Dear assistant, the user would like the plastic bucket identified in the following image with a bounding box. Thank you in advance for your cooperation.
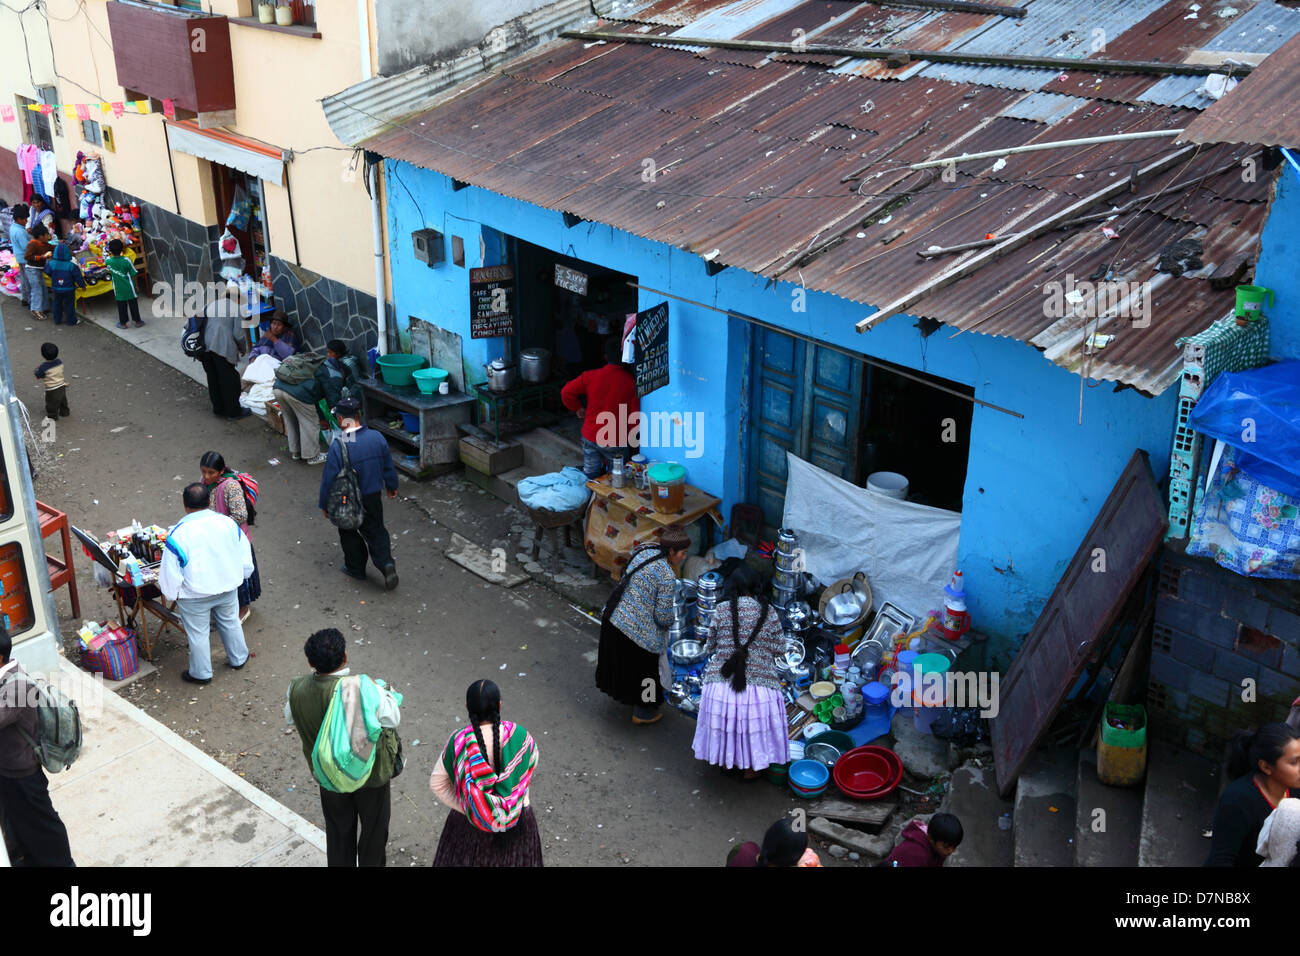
[911,653,951,735]
[411,367,449,394]
[1097,703,1148,786]
[400,412,420,433]
[375,353,427,387]
[1234,284,1274,318]
[867,471,909,499]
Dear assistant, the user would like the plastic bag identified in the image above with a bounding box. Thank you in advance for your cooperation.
[218,228,243,260]
[226,185,251,231]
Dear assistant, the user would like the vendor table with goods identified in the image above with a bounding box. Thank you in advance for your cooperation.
[75,521,181,662]
[42,241,145,306]
[582,474,722,578]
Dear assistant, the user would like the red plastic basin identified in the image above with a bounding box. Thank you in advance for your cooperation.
[834,745,903,800]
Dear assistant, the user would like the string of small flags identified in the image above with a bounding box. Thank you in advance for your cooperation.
[0,98,176,124]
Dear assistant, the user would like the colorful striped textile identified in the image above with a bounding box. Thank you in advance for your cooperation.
[444,721,538,834]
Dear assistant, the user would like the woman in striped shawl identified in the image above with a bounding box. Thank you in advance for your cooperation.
[430,679,543,867]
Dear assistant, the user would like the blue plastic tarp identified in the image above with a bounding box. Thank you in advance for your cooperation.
[1187,361,1300,499]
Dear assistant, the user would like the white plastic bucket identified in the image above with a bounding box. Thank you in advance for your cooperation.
[867,471,909,500]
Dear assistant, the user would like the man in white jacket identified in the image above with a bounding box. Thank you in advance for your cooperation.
[159,483,253,684]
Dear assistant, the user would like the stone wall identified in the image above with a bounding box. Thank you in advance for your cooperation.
[269,256,380,361]
[105,187,216,294]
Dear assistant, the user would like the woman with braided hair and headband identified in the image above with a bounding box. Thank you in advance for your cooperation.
[692,564,789,777]
[430,679,543,866]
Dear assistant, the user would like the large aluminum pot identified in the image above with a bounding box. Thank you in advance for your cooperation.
[520,348,552,383]
[483,358,517,392]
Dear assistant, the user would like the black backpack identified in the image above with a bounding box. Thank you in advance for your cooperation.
[325,439,365,530]
[181,312,207,359]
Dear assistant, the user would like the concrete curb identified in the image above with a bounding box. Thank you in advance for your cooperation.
[60,658,327,853]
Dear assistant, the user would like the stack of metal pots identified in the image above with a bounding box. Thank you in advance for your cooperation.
[668,578,697,644]
[695,571,723,643]
[772,528,800,609]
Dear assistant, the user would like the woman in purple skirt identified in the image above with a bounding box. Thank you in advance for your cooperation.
[692,565,789,778]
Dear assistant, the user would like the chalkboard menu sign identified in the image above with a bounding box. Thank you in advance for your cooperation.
[634,301,669,397]
[469,265,515,339]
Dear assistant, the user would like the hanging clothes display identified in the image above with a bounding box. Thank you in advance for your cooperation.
[40,150,57,197]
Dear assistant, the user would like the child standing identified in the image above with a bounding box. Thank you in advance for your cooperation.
[105,238,144,329]
[24,222,53,321]
[34,342,69,420]
[8,204,30,307]
[44,243,85,326]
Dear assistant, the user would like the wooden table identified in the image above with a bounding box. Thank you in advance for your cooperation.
[109,568,182,663]
[36,500,79,618]
[359,378,475,479]
[583,476,722,577]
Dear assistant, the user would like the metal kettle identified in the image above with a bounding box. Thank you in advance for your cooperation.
[483,358,517,392]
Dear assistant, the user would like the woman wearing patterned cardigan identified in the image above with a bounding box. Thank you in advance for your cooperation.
[693,564,789,776]
[596,527,691,725]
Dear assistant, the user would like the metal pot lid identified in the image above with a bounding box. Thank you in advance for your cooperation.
[488,358,513,371]
[697,571,724,590]
[520,348,551,359]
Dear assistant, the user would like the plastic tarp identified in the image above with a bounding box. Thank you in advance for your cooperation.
[517,466,591,512]
[1188,361,1300,499]
[782,453,961,620]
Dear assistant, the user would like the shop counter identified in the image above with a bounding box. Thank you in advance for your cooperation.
[358,378,476,479]
[584,476,722,578]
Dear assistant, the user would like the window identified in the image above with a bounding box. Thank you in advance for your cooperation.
[16,96,53,152]
[173,0,205,9]
[81,119,102,146]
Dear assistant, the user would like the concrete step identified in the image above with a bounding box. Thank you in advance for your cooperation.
[463,464,525,506]
[939,761,1014,867]
[1074,747,1143,867]
[1138,743,1220,867]
[1013,747,1078,867]
[514,426,583,475]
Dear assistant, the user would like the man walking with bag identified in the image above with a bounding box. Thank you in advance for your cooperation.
[0,627,75,866]
[159,483,253,684]
[286,628,400,866]
[318,398,399,590]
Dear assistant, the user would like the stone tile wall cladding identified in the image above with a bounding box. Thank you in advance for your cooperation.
[105,188,216,293]
[269,256,379,362]
[1148,546,1300,758]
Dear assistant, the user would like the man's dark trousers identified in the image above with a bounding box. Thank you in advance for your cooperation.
[319,782,390,866]
[200,352,243,417]
[339,492,393,574]
[0,768,75,866]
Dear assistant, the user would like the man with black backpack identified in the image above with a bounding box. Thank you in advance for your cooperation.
[0,627,75,867]
[318,398,399,590]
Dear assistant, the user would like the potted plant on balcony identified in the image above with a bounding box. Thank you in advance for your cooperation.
[257,1,275,24]
[275,0,294,25]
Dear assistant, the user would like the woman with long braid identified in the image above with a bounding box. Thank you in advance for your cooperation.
[430,679,543,866]
[692,564,789,778]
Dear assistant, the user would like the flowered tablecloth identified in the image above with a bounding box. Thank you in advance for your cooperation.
[1188,444,1300,579]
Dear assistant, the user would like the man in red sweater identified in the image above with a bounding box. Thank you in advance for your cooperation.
[561,337,639,479]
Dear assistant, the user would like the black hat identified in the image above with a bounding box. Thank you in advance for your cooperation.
[333,397,361,419]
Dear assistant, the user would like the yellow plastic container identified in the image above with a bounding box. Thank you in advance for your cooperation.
[1096,703,1147,787]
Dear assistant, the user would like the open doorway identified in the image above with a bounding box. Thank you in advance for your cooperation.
[210,162,269,282]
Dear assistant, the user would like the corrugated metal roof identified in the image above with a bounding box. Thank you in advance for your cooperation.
[1180,30,1300,147]
[342,0,1281,394]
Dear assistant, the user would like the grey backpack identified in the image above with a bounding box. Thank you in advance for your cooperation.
[325,438,365,530]
[2,673,82,773]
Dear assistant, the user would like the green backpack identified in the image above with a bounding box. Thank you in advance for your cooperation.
[274,351,325,387]
[2,673,82,774]
[311,675,401,793]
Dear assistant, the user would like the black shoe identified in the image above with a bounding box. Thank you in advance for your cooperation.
[229,655,250,670]
[59,408,69,418]
[340,565,366,581]
[181,670,212,685]
[382,564,398,591]
[226,409,252,419]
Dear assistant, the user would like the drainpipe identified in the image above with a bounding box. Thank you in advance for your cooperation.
[370,159,387,356]
[357,0,372,81]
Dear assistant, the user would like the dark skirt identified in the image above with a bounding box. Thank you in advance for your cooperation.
[238,541,262,607]
[595,618,662,706]
[432,806,543,868]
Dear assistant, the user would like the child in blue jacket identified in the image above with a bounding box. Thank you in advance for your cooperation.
[44,243,86,326]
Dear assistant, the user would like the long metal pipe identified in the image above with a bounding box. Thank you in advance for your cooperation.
[370,160,387,356]
[909,129,1186,171]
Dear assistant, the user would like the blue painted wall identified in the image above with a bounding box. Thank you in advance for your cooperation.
[386,160,1180,645]
[1255,164,1300,361]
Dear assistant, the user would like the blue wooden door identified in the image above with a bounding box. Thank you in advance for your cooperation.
[748,327,862,527]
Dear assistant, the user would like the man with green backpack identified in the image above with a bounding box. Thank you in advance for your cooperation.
[286,628,401,867]
[0,627,76,867]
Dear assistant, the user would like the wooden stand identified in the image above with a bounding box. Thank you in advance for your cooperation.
[36,500,80,618]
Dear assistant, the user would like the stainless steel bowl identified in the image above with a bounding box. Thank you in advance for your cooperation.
[824,589,867,627]
[805,742,842,768]
[670,639,709,667]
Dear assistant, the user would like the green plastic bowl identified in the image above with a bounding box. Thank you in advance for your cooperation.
[375,353,427,387]
[411,367,449,394]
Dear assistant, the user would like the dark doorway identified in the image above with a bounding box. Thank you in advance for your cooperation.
[209,163,267,281]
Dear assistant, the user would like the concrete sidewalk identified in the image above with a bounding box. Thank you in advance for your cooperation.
[77,291,204,387]
[48,659,325,867]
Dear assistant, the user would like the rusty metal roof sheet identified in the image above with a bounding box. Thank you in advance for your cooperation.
[1180,30,1300,147]
[350,0,1280,394]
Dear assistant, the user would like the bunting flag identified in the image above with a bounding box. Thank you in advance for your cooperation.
[22,98,157,117]
[162,98,174,119]
[0,105,14,123]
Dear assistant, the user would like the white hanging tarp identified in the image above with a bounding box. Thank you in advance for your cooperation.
[782,452,962,621]
[167,122,285,186]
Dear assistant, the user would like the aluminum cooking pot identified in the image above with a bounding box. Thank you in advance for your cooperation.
[520,348,552,383]
[483,358,517,392]
[824,582,867,628]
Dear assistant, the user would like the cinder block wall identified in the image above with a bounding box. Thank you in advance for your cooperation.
[1148,546,1300,757]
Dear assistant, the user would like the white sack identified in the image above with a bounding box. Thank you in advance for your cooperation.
[782,452,962,620]
[241,353,281,385]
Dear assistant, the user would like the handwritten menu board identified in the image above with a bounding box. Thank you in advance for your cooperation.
[469,265,515,339]
[554,263,589,296]
[634,301,669,397]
